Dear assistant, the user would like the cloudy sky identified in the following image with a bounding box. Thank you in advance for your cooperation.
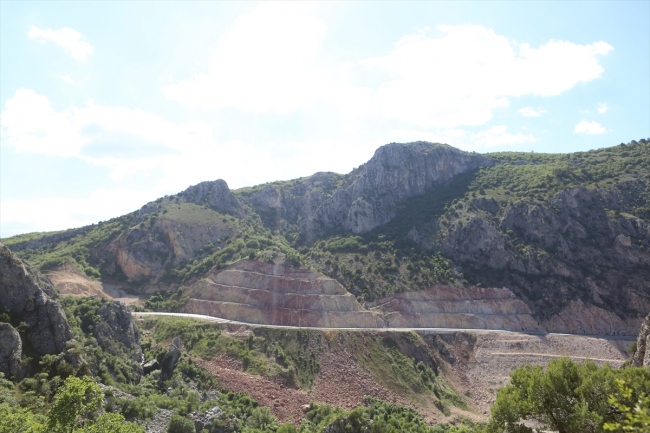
[1,1,649,237]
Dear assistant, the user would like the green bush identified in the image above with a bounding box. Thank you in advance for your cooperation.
[167,415,196,433]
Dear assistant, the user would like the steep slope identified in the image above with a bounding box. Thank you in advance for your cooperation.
[182,255,384,328]
[0,241,74,357]
[4,139,650,335]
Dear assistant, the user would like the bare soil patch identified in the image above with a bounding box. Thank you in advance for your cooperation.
[452,332,634,416]
[195,356,310,424]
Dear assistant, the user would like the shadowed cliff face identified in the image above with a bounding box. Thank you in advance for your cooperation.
[0,242,74,356]
[417,185,650,330]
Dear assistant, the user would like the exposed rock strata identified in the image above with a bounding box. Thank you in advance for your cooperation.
[0,242,74,355]
[106,210,236,283]
[370,286,540,331]
[183,259,384,328]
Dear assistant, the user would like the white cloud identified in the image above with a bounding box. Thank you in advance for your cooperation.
[387,125,534,151]
[163,2,329,114]
[164,8,612,129]
[62,75,74,84]
[0,88,383,235]
[28,25,93,60]
[597,102,608,114]
[0,189,156,238]
[360,26,612,127]
[574,120,607,134]
[518,106,547,117]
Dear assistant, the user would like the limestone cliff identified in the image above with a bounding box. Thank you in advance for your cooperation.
[239,142,492,241]
[417,184,650,331]
[0,242,74,355]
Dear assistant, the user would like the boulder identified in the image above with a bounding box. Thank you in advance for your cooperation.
[189,406,223,432]
[142,359,160,375]
[161,337,183,381]
[0,323,23,379]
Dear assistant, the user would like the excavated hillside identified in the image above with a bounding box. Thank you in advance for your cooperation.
[4,139,650,335]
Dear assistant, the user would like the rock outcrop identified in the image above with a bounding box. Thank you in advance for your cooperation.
[183,257,384,328]
[105,207,237,283]
[0,242,74,355]
[427,184,650,329]
[316,142,492,236]
[160,337,183,381]
[240,142,492,241]
[0,323,23,379]
[94,301,142,362]
[181,179,242,216]
[632,312,650,367]
[371,286,540,331]
[189,406,223,433]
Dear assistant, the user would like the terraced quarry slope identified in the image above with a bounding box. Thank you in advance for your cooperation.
[370,286,540,331]
[183,259,383,327]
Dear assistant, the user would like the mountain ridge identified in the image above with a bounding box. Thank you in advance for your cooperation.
[4,139,650,335]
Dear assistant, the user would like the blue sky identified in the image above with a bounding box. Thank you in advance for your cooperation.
[1,1,649,237]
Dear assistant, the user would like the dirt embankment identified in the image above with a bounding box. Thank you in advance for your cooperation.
[188,325,634,427]
[46,264,140,304]
[434,331,634,415]
[196,332,632,423]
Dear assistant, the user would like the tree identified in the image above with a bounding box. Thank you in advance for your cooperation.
[0,403,46,433]
[487,358,650,433]
[46,376,144,433]
[75,413,144,433]
[603,379,650,433]
[48,376,104,433]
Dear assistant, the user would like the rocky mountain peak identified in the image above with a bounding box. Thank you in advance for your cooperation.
[181,179,242,215]
[313,141,493,236]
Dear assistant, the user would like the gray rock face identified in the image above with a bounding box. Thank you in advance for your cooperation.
[0,242,74,355]
[419,184,650,332]
[322,142,492,235]
[160,337,183,381]
[242,142,492,241]
[94,301,142,362]
[189,406,223,432]
[181,179,242,216]
[632,312,650,367]
[0,323,23,379]
[252,186,283,229]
